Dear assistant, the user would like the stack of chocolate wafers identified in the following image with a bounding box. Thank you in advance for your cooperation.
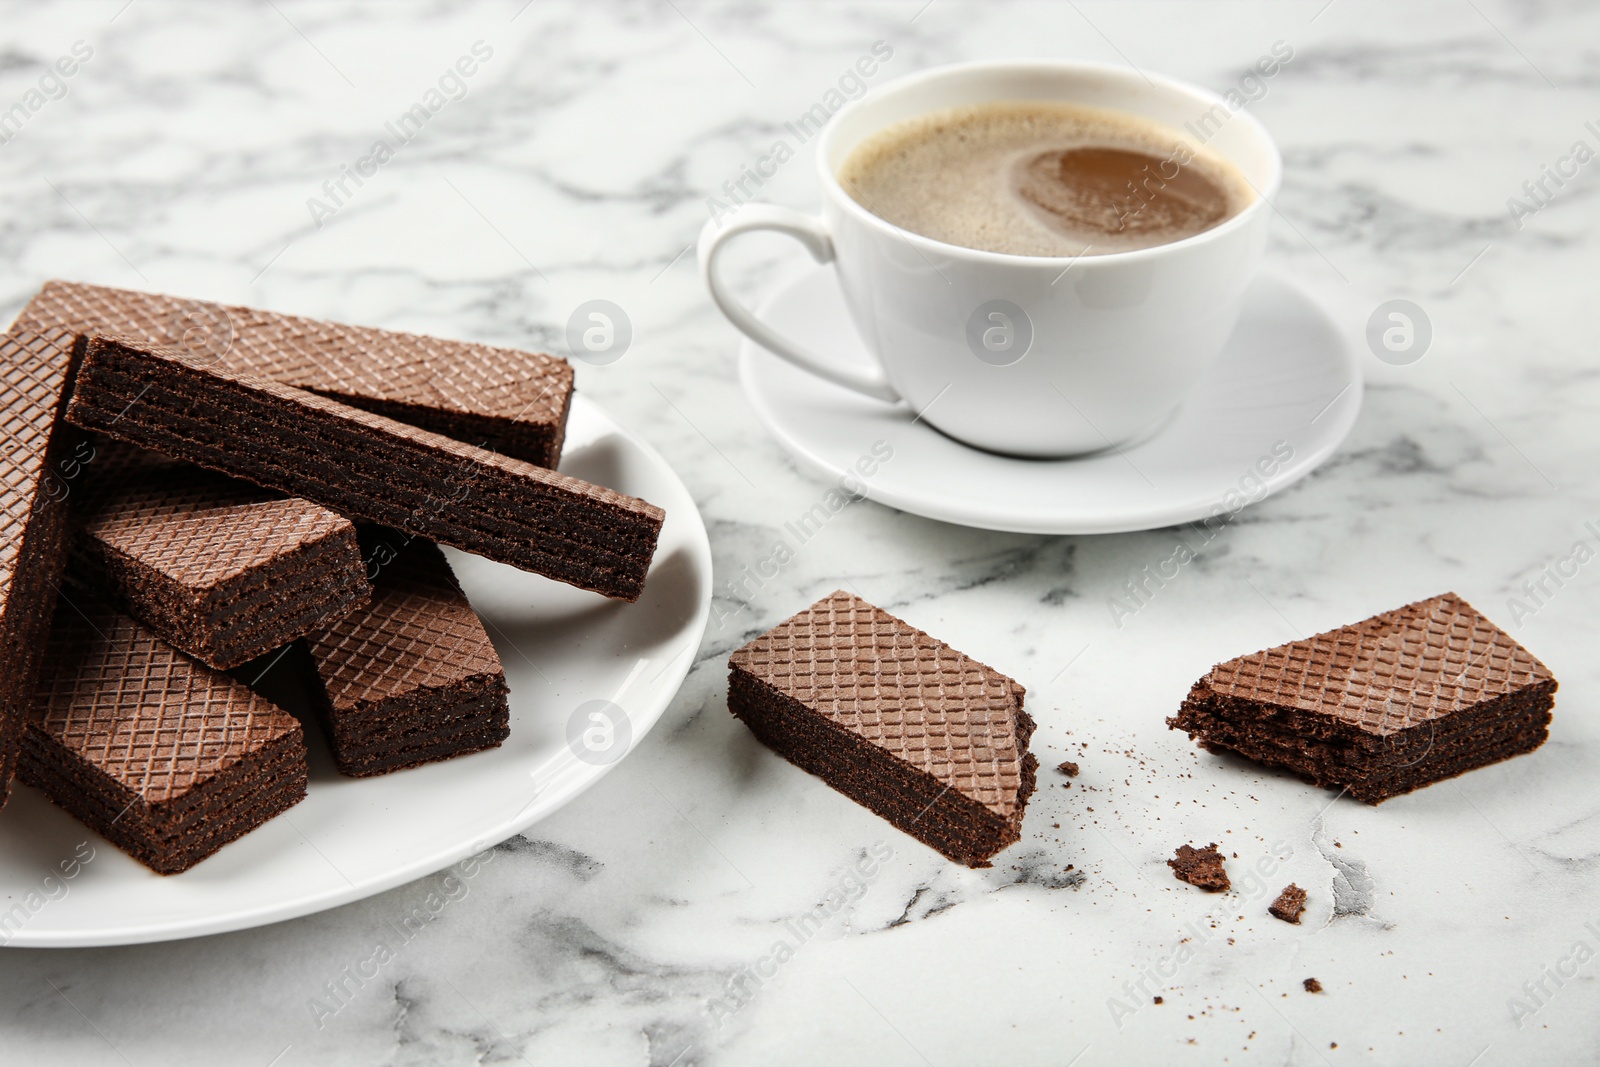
[0,281,666,873]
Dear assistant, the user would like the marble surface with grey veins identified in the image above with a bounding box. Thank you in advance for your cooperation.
[2,1,1598,1064]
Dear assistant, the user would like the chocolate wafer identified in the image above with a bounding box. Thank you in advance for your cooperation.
[302,532,509,777]
[1168,593,1557,804]
[21,598,308,874]
[66,335,663,600]
[68,440,372,669]
[0,326,84,810]
[16,280,573,466]
[728,590,1037,867]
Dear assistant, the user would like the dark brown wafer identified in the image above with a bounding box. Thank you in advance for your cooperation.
[66,335,663,600]
[21,598,308,874]
[0,326,85,810]
[16,280,573,467]
[68,440,372,669]
[302,532,508,777]
[727,590,1037,867]
[1168,593,1557,803]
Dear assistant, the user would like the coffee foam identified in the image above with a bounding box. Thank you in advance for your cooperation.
[837,100,1254,256]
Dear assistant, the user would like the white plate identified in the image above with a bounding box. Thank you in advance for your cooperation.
[740,263,1362,534]
[0,394,711,948]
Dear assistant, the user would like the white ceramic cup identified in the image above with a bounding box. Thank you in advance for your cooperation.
[698,60,1283,458]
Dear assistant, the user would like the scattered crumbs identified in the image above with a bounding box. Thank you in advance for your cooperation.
[1153,996,1163,1005]
[1056,760,1079,777]
[1304,978,1323,993]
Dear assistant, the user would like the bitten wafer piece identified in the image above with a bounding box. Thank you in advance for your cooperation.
[727,590,1037,867]
[302,532,509,777]
[68,440,371,669]
[16,279,574,467]
[65,335,663,600]
[21,599,308,874]
[1167,593,1557,804]
[0,326,84,810]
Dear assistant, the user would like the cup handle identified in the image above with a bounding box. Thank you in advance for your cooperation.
[697,206,901,403]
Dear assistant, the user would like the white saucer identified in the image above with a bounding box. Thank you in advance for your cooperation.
[739,264,1362,534]
[0,395,711,947]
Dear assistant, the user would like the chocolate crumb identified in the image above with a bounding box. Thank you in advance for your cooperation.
[1168,842,1230,891]
[1153,996,1163,1004]
[1270,883,1307,924]
[1304,978,1322,993]
[1056,760,1080,777]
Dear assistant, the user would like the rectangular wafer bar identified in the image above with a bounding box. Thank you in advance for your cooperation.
[66,335,664,600]
[302,531,509,777]
[728,591,1038,867]
[21,597,308,874]
[0,326,84,810]
[68,439,372,669]
[16,280,574,467]
[1167,593,1557,803]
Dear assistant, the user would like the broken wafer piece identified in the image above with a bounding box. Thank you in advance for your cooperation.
[1168,842,1230,891]
[1270,883,1307,923]
[727,590,1037,867]
[0,326,84,810]
[68,440,371,669]
[1168,593,1557,804]
[21,598,308,874]
[65,335,663,601]
[16,279,574,467]
[301,532,510,777]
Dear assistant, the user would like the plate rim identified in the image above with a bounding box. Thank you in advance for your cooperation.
[4,392,712,948]
[739,264,1363,535]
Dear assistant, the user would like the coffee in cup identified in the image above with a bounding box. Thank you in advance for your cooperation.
[835,101,1254,256]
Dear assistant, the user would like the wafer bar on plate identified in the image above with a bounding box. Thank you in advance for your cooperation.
[1167,592,1557,803]
[299,531,509,777]
[68,439,371,669]
[728,591,1038,867]
[16,279,573,466]
[65,335,664,601]
[0,326,85,810]
[21,598,308,874]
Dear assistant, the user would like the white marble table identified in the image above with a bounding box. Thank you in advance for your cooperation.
[2,2,1597,1064]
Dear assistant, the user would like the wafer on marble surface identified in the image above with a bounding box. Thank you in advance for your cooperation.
[728,590,1037,867]
[1168,593,1556,803]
